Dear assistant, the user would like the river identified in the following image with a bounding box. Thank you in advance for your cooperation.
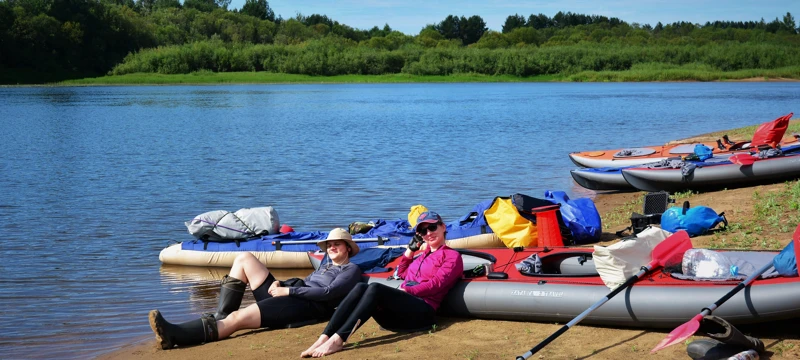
[0,82,798,359]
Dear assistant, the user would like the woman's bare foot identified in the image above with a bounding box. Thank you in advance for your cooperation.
[311,334,344,358]
[300,335,329,358]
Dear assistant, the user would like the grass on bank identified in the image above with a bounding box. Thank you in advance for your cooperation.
[568,63,800,82]
[602,119,800,249]
[675,119,800,143]
[59,71,562,85]
[602,179,800,250]
[56,64,800,85]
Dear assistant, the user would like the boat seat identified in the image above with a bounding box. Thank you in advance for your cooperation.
[520,252,599,277]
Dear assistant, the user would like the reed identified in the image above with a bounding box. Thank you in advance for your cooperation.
[101,40,800,79]
[59,71,559,85]
[567,64,800,82]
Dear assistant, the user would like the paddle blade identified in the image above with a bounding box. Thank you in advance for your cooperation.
[652,230,692,268]
[793,223,800,242]
[651,314,703,353]
[730,153,758,166]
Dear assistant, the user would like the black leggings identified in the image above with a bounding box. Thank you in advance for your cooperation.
[322,282,436,341]
[251,273,330,329]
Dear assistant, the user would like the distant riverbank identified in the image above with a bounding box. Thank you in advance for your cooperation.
[54,67,800,86]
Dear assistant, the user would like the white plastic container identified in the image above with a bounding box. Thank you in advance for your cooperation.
[682,249,732,279]
[727,349,759,360]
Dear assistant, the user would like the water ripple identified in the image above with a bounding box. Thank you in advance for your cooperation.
[1,82,799,359]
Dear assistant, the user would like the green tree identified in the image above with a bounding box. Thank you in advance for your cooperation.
[8,0,53,14]
[434,15,486,45]
[783,12,797,33]
[527,13,550,29]
[101,0,136,7]
[461,15,486,45]
[153,0,180,9]
[435,15,460,40]
[473,30,509,49]
[183,0,217,12]
[502,14,525,33]
[416,25,443,47]
[300,13,333,27]
[241,0,274,21]
[274,18,312,44]
[506,26,543,46]
[216,0,231,10]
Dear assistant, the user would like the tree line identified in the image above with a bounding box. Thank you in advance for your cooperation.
[0,0,798,82]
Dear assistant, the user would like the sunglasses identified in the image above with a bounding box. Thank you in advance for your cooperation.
[416,222,441,235]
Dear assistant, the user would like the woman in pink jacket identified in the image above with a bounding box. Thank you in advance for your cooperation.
[301,211,464,358]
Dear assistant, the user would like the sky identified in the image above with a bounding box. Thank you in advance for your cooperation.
[226,0,799,35]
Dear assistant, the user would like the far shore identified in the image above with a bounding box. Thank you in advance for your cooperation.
[3,70,799,86]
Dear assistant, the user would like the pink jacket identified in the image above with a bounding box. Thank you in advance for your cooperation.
[397,245,463,310]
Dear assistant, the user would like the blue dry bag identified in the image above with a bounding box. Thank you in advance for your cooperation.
[694,144,713,161]
[660,201,727,237]
[773,240,799,277]
[544,190,602,244]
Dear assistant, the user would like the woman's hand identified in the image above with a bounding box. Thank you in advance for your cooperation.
[268,280,280,292]
[269,286,291,297]
[407,234,423,251]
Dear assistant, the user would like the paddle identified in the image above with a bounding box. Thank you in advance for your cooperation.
[651,225,800,353]
[729,153,758,166]
[515,230,692,360]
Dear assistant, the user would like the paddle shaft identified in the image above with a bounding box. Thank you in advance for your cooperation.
[697,261,774,316]
[516,262,655,360]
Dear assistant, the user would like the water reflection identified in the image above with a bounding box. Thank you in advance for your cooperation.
[159,264,313,283]
[157,265,314,319]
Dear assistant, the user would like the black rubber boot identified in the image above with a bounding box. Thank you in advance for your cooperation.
[699,315,764,353]
[148,310,219,350]
[213,275,246,320]
[723,134,734,146]
[686,339,747,360]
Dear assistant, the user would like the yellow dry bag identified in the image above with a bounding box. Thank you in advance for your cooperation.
[484,197,537,248]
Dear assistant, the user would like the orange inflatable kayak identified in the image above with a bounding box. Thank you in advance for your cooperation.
[571,113,796,168]
[570,135,798,168]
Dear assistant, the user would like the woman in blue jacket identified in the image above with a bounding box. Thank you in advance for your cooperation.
[149,228,362,349]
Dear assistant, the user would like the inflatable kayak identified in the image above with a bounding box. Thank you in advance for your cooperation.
[159,218,502,269]
[621,152,800,192]
[311,247,800,328]
[569,135,799,169]
[570,167,636,191]
[570,154,740,191]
